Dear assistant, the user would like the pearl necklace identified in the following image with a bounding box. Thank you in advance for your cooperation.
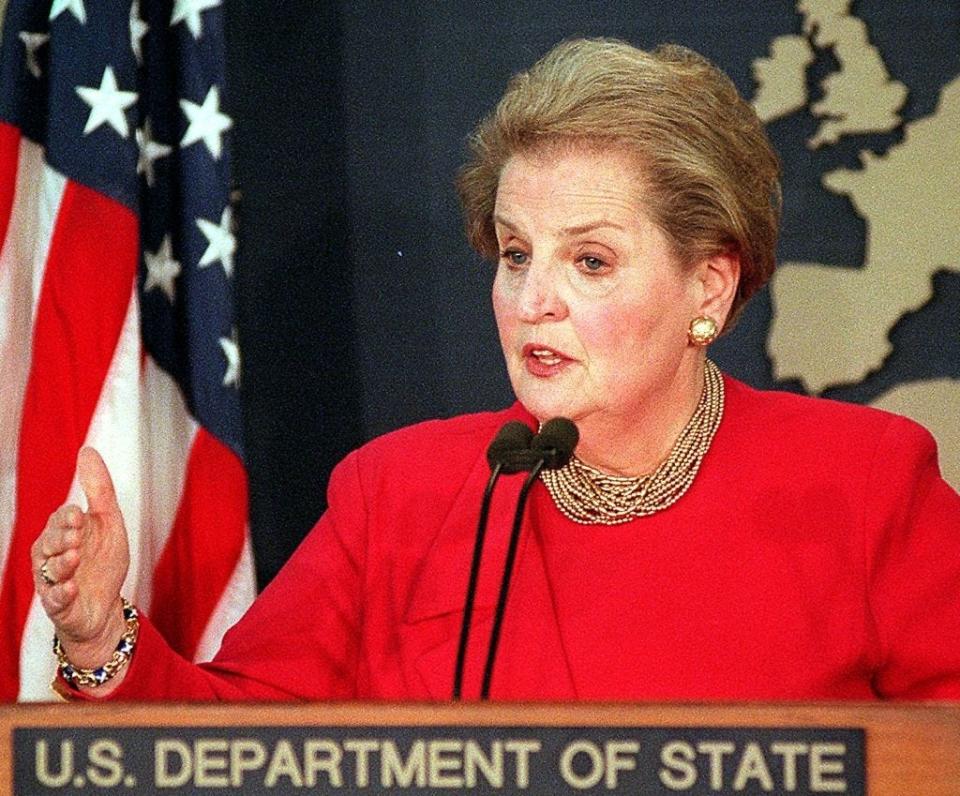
[540,360,724,524]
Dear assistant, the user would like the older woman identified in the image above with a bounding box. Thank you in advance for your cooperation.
[33,39,960,701]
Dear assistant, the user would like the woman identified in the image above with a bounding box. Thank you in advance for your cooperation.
[33,39,960,701]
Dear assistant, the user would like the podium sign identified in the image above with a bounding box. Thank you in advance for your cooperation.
[1,702,957,794]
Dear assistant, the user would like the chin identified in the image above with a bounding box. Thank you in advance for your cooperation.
[509,367,586,421]
[515,390,578,424]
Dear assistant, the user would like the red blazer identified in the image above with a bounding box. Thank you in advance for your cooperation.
[102,376,960,701]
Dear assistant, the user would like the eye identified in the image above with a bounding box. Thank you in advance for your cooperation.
[578,255,609,274]
[500,249,529,267]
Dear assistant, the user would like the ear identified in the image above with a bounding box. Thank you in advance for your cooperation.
[694,250,740,331]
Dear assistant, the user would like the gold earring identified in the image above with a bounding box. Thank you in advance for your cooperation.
[688,316,718,346]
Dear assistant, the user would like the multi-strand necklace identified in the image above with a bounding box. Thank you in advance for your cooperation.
[540,359,724,524]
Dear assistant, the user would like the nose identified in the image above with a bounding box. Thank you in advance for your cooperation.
[518,261,567,323]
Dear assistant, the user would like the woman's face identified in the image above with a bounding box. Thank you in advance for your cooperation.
[492,147,704,434]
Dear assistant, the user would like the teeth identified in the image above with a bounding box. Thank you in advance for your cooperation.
[530,348,562,365]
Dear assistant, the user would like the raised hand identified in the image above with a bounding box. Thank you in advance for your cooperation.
[31,447,131,670]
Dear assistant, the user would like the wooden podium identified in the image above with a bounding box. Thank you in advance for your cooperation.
[1,701,958,794]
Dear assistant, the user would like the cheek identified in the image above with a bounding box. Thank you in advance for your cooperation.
[491,278,515,338]
[574,302,648,359]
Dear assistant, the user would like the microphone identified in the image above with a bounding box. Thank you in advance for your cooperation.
[453,421,534,699]
[531,417,579,469]
[488,417,578,474]
[480,418,578,699]
[486,422,535,473]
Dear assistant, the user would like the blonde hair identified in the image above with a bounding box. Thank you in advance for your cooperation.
[456,38,782,323]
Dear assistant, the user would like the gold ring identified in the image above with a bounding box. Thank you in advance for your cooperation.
[39,560,55,586]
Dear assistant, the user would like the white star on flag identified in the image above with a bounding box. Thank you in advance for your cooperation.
[219,330,240,387]
[197,207,236,277]
[18,32,49,79]
[143,235,181,302]
[49,0,86,23]
[75,65,138,138]
[180,86,232,159]
[136,119,173,187]
[171,0,221,40]
[130,0,150,65]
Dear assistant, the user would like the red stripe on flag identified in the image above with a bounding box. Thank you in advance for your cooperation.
[149,429,248,660]
[0,181,137,699]
[0,123,21,259]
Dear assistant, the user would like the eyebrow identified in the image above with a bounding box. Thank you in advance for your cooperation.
[493,215,520,235]
[560,221,626,236]
[493,216,626,236]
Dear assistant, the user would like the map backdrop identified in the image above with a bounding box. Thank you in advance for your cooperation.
[3,1,957,586]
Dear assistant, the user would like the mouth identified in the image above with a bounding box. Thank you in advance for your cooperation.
[521,343,573,376]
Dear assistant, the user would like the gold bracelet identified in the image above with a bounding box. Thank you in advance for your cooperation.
[53,598,139,689]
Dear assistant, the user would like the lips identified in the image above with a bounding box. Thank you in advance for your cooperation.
[521,343,573,376]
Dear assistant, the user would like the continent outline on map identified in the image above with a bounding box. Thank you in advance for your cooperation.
[752,0,959,487]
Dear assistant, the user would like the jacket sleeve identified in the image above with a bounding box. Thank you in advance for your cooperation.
[864,414,960,699]
[71,449,370,701]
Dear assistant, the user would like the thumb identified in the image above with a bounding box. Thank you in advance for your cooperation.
[77,446,120,517]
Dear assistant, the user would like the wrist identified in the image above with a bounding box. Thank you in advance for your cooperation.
[55,598,139,689]
[58,596,126,668]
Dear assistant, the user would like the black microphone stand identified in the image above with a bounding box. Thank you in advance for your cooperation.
[480,458,545,700]
[452,461,503,700]
[454,418,577,700]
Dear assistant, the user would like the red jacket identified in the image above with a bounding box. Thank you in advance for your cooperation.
[98,376,960,701]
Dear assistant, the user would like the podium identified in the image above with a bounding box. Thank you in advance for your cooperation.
[2,701,958,794]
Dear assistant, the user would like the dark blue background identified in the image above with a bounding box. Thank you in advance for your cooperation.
[223,1,960,586]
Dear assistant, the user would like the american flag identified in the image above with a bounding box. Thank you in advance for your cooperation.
[0,0,255,701]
